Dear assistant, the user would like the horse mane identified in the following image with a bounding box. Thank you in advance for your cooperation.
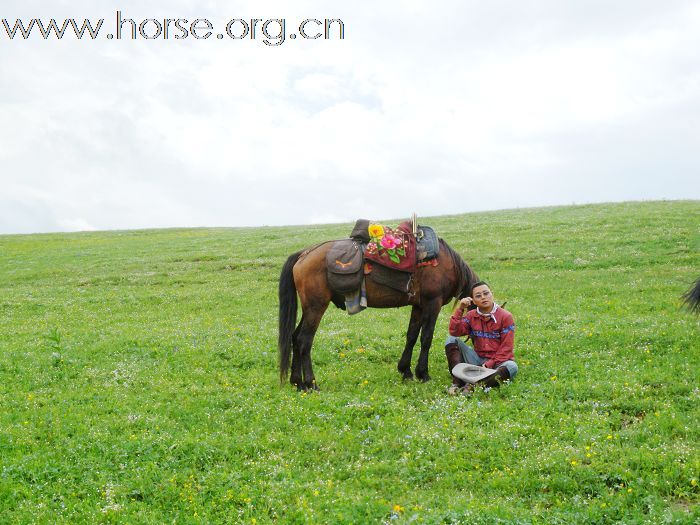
[439,238,479,300]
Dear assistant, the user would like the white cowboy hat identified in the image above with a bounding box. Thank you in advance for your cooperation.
[452,363,498,384]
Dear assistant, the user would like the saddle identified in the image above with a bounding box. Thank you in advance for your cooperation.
[340,218,441,294]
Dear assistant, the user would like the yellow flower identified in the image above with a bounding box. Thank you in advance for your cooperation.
[393,504,404,513]
[570,460,578,466]
[691,478,697,486]
[368,224,384,238]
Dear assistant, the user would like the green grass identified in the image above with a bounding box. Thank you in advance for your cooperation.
[0,200,698,524]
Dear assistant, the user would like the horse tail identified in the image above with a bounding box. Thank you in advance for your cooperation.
[279,250,302,384]
[682,277,700,314]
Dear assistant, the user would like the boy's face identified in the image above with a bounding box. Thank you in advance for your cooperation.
[472,284,494,311]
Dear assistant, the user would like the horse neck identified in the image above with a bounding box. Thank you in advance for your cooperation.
[440,239,477,299]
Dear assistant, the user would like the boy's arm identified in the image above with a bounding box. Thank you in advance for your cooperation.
[448,300,472,337]
[483,312,515,368]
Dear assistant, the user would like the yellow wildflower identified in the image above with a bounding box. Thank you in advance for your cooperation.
[393,504,404,513]
[368,224,384,238]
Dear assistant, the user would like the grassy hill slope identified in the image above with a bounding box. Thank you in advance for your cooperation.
[0,201,698,523]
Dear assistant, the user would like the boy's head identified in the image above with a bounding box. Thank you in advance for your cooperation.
[471,281,494,311]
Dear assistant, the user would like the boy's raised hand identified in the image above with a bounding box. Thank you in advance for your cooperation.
[454,297,473,316]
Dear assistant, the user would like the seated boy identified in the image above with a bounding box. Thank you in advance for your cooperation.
[445,281,518,395]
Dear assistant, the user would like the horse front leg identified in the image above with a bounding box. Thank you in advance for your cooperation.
[398,306,422,380]
[415,299,441,382]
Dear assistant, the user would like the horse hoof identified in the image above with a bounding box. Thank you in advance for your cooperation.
[400,370,414,381]
[297,382,320,392]
[416,373,431,383]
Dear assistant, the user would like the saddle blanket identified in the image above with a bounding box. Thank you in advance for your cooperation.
[363,221,416,272]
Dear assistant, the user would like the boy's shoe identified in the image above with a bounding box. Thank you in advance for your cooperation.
[460,384,476,395]
[446,384,461,396]
[480,366,510,389]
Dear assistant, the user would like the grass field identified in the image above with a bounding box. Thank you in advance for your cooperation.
[0,201,698,524]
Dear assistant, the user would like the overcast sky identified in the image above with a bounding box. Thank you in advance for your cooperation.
[1,0,698,234]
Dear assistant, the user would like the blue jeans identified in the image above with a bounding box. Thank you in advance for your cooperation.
[445,335,518,379]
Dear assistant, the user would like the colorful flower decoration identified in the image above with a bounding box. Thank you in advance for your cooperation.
[367,223,406,264]
[368,224,384,238]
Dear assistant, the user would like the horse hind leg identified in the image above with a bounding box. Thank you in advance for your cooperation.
[297,305,328,391]
[398,306,422,380]
[289,316,304,389]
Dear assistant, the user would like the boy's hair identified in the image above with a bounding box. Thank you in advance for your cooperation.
[471,281,490,293]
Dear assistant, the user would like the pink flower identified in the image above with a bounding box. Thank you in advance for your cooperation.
[380,235,399,250]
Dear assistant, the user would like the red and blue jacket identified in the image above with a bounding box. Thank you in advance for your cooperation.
[448,306,516,369]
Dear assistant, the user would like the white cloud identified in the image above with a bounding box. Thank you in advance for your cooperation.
[0,0,698,233]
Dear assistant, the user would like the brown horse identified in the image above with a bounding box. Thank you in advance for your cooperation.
[278,238,480,390]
